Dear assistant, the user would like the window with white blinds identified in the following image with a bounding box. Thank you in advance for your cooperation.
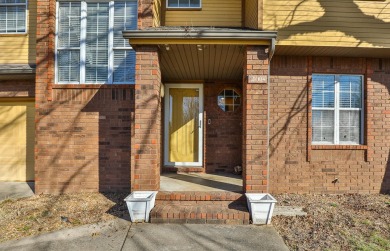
[312,74,364,145]
[56,1,137,84]
[0,0,27,34]
[113,1,136,83]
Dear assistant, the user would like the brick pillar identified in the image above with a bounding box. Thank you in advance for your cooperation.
[34,0,56,193]
[131,46,161,191]
[243,46,269,193]
[130,0,161,191]
[138,0,154,28]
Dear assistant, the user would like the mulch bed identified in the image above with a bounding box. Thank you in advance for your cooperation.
[0,193,129,243]
[272,194,390,251]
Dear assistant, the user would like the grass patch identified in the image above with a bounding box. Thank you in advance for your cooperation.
[17,225,32,233]
[370,233,390,250]
[361,219,372,226]
[71,218,82,225]
[349,232,390,251]
[0,199,13,205]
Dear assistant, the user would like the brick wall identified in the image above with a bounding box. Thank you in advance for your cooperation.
[35,0,134,194]
[138,0,154,28]
[269,56,390,194]
[242,46,269,193]
[205,83,242,173]
[0,79,35,98]
[132,46,162,191]
[35,87,134,194]
[130,0,162,191]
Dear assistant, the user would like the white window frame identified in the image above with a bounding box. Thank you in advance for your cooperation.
[0,0,28,34]
[312,74,364,145]
[166,0,201,9]
[55,0,136,84]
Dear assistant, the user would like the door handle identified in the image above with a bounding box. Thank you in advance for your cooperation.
[199,119,202,128]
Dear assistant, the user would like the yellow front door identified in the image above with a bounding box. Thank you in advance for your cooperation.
[165,85,203,166]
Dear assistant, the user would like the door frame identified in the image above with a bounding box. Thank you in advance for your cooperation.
[163,84,204,167]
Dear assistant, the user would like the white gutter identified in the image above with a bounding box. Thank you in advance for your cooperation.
[123,29,278,41]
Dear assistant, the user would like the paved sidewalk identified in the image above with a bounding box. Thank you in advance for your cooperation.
[0,219,289,251]
[0,182,34,202]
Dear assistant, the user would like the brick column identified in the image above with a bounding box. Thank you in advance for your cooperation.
[138,0,154,28]
[132,46,162,191]
[243,46,269,193]
[34,0,56,193]
[130,0,161,191]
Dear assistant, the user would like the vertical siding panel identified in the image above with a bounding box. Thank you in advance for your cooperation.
[263,0,390,48]
[245,0,258,29]
[165,0,242,27]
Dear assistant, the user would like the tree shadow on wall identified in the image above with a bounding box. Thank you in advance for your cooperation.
[276,0,390,47]
[382,152,390,194]
[251,56,390,194]
[82,88,134,193]
[371,61,390,194]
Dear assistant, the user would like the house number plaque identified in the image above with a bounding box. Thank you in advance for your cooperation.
[248,75,268,84]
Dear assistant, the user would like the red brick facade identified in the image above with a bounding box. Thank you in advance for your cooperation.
[242,46,269,193]
[34,86,134,194]
[0,79,35,98]
[28,0,389,195]
[132,46,162,191]
[34,0,134,194]
[269,56,390,194]
[204,83,242,173]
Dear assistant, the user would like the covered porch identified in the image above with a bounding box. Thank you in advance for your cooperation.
[124,27,276,194]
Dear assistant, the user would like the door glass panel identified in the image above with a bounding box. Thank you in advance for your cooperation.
[169,88,199,163]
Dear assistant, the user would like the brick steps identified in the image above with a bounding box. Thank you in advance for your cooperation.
[151,191,249,224]
[151,201,250,224]
[156,191,245,201]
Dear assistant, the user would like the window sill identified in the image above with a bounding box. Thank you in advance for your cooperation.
[311,145,368,150]
[52,84,134,89]
[0,33,28,37]
[166,7,202,11]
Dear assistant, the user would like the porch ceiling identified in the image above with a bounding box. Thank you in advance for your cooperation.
[123,27,277,82]
[159,44,245,82]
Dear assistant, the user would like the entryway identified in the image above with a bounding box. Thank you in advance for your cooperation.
[164,84,203,167]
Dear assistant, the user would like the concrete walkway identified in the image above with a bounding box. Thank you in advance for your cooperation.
[0,219,289,251]
[0,182,34,202]
[160,173,243,192]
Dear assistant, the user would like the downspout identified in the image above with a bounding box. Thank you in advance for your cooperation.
[267,38,276,193]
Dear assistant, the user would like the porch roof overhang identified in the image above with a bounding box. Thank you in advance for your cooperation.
[123,27,278,46]
[123,28,278,82]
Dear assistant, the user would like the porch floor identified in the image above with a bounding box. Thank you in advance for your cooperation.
[160,172,243,192]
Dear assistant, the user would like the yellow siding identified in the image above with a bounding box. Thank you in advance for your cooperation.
[0,101,35,181]
[0,0,36,64]
[245,0,258,29]
[153,0,162,27]
[263,0,390,48]
[164,0,242,27]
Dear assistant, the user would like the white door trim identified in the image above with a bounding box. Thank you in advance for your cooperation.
[164,84,203,167]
